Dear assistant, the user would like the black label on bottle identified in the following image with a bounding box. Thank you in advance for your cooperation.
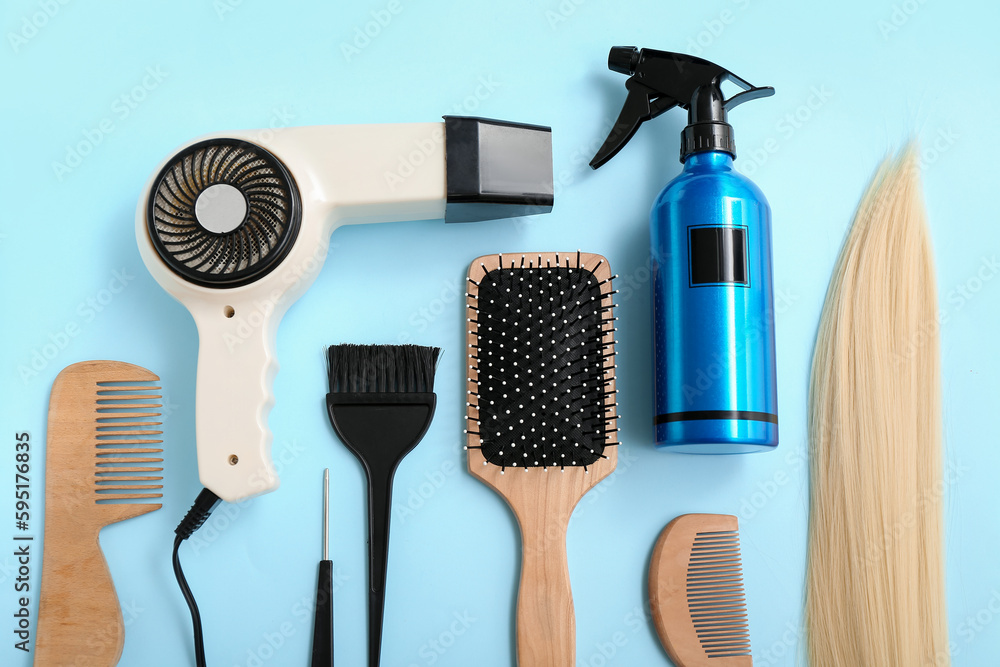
[688,225,749,286]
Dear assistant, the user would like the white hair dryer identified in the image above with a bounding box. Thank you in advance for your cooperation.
[135,117,553,502]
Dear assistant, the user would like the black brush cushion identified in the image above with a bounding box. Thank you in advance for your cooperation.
[474,266,610,469]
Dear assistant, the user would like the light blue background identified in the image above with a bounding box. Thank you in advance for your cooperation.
[2,1,998,665]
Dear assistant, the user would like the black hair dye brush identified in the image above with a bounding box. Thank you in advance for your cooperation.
[326,344,440,667]
[465,252,619,666]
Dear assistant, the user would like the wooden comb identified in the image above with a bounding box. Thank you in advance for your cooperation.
[35,361,164,666]
[466,252,618,666]
[649,514,753,666]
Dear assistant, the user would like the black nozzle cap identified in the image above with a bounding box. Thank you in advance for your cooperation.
[443,116,554,223]
[680,84,737,161]
[608,46,639,75]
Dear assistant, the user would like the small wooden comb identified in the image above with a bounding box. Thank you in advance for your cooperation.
[35,361,164,666]
[649,514,753,666]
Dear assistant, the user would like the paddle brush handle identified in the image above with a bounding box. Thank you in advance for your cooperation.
[515,509,575,667]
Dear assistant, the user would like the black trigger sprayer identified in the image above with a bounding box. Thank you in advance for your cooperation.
[590,46,774,168]
[591,47,780,453]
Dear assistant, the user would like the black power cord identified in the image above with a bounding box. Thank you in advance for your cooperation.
[173,488,222,667]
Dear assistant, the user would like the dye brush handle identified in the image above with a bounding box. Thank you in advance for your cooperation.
[364,460,397,667]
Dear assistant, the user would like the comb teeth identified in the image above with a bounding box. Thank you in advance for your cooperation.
[94,381,163,503]
[687,529,750,657]
[466,252,618,472]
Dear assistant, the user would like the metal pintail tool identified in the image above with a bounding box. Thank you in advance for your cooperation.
[310,469,334,667]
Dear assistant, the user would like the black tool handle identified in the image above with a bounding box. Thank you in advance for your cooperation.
[310,560,334,667]
[325,391,437,667]
[365,466,395,667]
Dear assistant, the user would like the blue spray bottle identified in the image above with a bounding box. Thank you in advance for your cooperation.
[591,47,777,453]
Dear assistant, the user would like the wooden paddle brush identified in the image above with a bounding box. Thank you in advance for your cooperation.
[35,361,164,666]
[465,252,618,667]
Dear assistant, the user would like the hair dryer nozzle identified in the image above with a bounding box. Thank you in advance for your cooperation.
[443,116,553,223]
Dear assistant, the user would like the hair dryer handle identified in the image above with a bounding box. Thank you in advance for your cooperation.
[192,303,280,502]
